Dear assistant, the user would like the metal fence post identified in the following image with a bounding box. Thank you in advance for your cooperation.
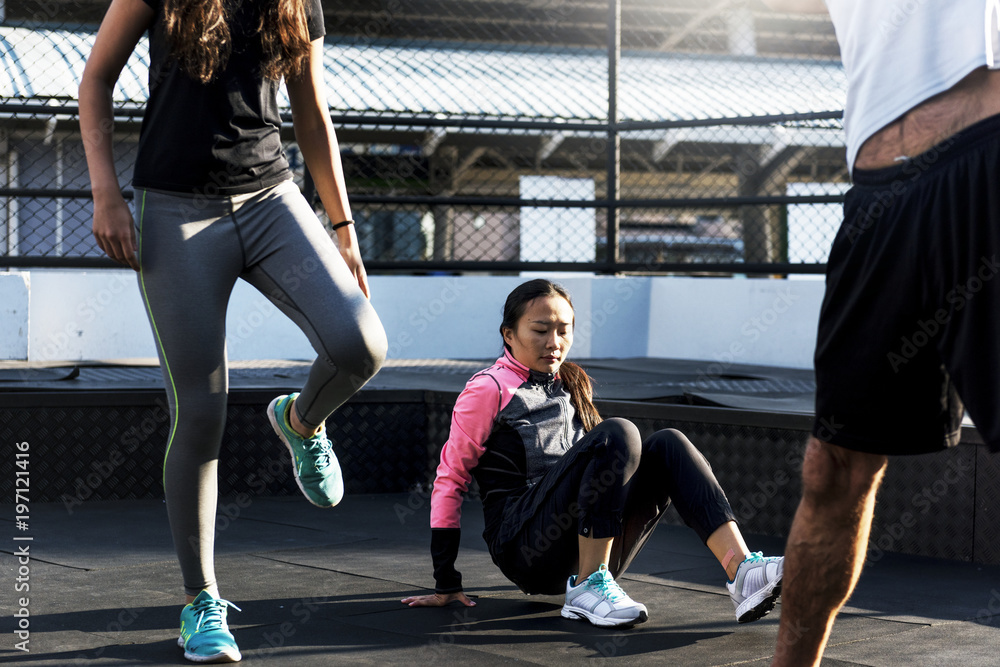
[606,0,621,272]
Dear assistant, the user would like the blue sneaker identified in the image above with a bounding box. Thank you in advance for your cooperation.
[267,393,344,508]
[177,590,241,663]
[727,552,783,623]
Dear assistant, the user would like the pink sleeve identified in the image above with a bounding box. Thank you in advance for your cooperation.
[430,372,502,529]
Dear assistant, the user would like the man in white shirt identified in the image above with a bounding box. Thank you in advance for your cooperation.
[762,2,1000,665]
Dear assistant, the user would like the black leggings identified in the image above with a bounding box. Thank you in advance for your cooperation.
[489,418,737,595]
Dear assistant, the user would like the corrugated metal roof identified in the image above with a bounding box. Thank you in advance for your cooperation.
[0,26,846,124]
[0,27,148,100]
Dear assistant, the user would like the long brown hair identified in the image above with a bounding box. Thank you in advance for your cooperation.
[500,279,603,432]
[163,0,312,83]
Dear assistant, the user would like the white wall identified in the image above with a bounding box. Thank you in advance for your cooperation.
[371,274,519,360]
[9,269,826,369]
[0,272,29,360]
[588,277,652,358]
[28,270,152,361]
[647,276,824,369]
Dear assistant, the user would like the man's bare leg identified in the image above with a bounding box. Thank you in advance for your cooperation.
[772,437,887,666]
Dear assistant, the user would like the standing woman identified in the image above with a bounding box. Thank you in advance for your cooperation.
[403,279,783,628]
[80,0,387,661]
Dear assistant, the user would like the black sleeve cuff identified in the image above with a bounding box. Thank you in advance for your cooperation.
[431,528,463,593]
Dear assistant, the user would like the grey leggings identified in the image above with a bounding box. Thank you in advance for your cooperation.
[135,180,387,596]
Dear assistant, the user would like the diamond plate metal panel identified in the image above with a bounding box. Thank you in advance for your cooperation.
[975,447,1000,565]
[3,389,996,567]
[0,398,429,504]
[627,417,809,538]
[330,401,428,494]
[867,445,977,564]
[0,404,169,506]
[219,401,429,496]
[218,404,297,498]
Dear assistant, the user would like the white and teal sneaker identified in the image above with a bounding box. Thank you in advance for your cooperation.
[561,564,648,627]
[727,552,783,623]
[267,393,344,508]
[178,590,241,663]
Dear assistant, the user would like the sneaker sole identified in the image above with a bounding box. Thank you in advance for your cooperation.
[266,396,341,509]
[735,578,782,624]
[178,636,242,663]
[561,605,648,628]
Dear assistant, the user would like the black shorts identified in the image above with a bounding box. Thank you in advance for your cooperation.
[814,113,1000,455]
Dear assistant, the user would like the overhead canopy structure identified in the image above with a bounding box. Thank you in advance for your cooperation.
[0,26,847,182]
[0,27,844,128]
[0,25,848,265]
[3,0,844,57]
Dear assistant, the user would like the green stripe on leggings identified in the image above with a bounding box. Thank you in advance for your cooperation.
[136,189,181,488]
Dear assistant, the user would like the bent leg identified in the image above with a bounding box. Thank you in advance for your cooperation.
[772,437,887,667]
[493,418,642,594]
[610,428,737,577]
[239,183,387,429]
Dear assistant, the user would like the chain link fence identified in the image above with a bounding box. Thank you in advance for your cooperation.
[0,0,847,273]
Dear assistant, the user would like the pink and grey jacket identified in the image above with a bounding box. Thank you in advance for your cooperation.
[429,350,586,593]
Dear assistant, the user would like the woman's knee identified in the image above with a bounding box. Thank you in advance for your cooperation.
[360,304,388,372]
[645,427,700,462]
[593,418,642,469]
[328,305,388,385]
[350,324,388,383]
[167,393,228,458]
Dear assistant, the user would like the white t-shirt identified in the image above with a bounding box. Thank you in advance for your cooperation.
[825,0,989,171]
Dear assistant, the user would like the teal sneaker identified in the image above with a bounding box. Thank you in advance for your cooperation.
[267,393,345,508]
[177,590,241,663]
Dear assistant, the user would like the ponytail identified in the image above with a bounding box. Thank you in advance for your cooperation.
[558,361,602,432]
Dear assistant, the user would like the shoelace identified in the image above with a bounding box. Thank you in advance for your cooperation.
[303,436,333,471]
[591,572,628,603]
[192,598,241,633]
[744,551,781,565]
[283,399,332,471]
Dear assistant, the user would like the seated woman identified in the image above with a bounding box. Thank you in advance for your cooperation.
[402,279,783,627]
